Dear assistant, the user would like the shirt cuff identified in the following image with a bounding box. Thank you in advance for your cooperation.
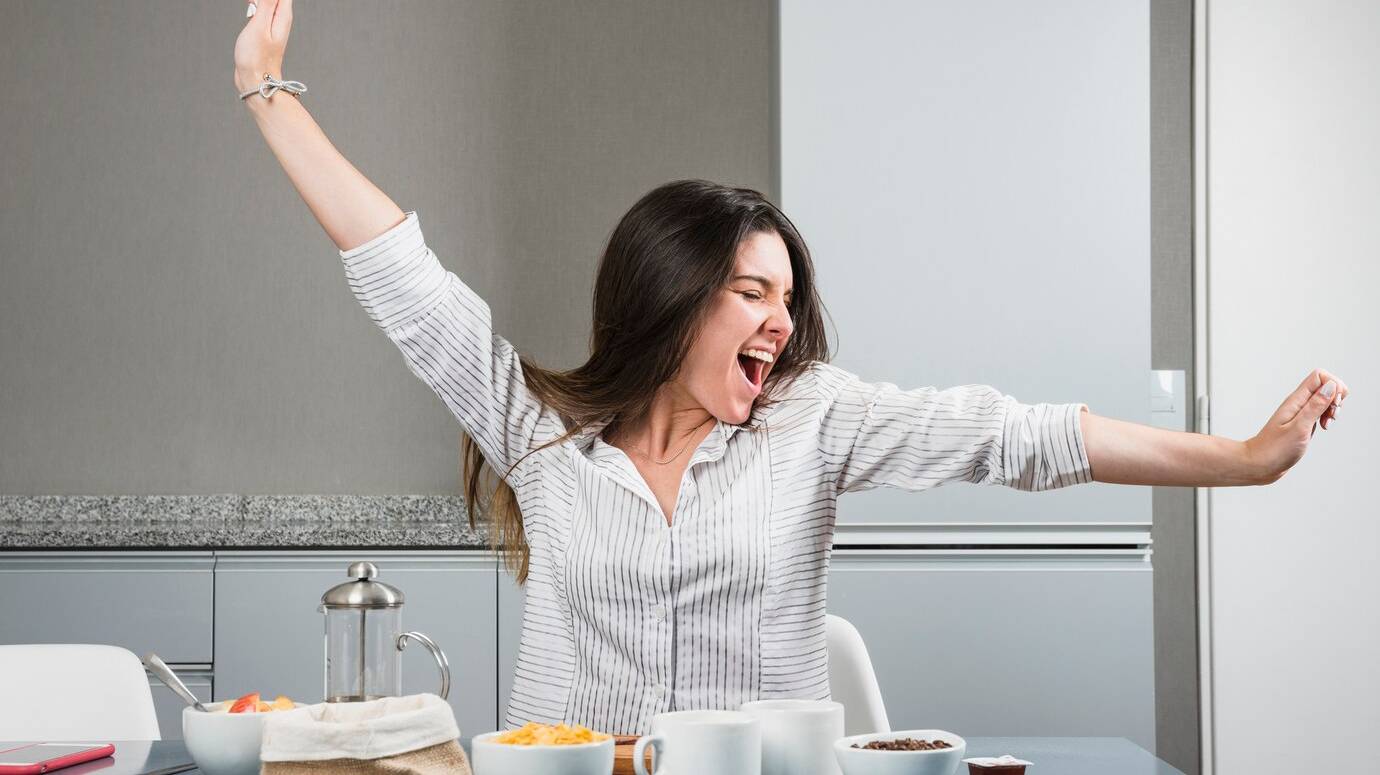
[1046,401,1094,488]
[339,211,450,332]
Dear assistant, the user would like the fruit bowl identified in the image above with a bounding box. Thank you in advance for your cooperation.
[182,694,296,775]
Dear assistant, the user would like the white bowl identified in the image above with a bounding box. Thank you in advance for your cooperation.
[833,729,967,775]
[182,702,272,775]
[470,731,615,775]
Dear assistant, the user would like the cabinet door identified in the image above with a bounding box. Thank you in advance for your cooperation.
[214,551,498,737]
[828,550,1155,750]
[0,552,214,663]
[148,668,212,740]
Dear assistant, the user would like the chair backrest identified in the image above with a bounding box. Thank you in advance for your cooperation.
[0,644,161,740]
[825,614,891,735]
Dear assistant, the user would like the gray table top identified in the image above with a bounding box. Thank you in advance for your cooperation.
[15,737,1184,775]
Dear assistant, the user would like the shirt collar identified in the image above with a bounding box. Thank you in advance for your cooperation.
[568,409,764,459]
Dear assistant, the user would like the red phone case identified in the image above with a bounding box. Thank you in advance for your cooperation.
[0,743,116,774]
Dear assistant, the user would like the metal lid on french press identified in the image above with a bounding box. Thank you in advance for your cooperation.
[320,561,406,609]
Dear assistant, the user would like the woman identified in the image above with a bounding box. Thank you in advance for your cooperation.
[235,0,1348,735]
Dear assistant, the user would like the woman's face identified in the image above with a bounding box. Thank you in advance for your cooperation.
[674,229,795,424]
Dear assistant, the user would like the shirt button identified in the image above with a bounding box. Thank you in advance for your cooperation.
[651,604,667,622]
[651,683,667,700]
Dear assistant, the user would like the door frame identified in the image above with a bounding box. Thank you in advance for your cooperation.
[1192,1,1216,773]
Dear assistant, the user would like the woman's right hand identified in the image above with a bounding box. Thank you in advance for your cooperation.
[234,0,294,94]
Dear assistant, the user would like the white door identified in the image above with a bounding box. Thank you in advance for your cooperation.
[1201,1,1380,772]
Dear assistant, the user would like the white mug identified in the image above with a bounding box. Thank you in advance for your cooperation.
[739,699,845,775]
[634,710,761,775]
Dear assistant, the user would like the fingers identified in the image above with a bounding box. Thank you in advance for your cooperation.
[1278,368,1349,427]
[1295,377,1340,431]
[1314,368,1349,406]
[249,0,278,30]
[271,0,292,38]
[1315,368,1347,430]
[1275,369,1326,424]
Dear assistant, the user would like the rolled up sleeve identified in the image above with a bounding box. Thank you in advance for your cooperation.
[340,211,546,481]
[815,363,1093,494]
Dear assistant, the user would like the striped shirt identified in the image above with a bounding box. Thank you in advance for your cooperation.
[340,210,1094,734]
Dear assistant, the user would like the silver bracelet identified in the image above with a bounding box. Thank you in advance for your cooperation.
[238,73,308,101]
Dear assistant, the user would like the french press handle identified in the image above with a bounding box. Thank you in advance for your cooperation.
[397,631,451,700]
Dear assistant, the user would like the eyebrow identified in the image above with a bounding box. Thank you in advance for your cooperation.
[732,274,793,296]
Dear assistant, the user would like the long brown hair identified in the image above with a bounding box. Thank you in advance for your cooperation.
[464,179,833,582]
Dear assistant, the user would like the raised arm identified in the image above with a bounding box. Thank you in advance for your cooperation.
[234,0,403,250]
[1082,368,1349,487]
[233,0,547,479]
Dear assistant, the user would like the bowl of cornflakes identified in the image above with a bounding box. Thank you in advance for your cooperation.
[182,692,296,775]
[471,722,615,775]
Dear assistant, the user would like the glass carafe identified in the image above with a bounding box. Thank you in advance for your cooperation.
[319,561,450,702]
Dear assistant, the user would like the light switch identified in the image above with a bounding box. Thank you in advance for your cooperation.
[1150,370,1187,431]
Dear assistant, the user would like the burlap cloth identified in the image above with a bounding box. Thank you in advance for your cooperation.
[260,693,471,775]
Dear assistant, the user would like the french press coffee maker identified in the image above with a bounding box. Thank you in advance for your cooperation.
[319,561,451,701]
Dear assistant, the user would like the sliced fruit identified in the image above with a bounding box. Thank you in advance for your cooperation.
[272,695,294,710]
[228,692,260,713]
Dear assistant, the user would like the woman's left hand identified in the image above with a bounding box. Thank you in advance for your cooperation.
[1244,368,1349,484]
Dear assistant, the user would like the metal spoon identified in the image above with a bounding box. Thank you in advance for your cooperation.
[143,652,209,712]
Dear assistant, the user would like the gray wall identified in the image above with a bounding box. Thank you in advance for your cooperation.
[0,0,773,493]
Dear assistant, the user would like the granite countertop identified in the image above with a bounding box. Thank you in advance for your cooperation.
[0,495,489,549]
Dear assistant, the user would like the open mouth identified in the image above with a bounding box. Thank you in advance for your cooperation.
[737,353,767,391]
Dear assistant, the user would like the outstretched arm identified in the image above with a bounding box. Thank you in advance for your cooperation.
[1082,368,1348,487]
[235,0,403,250]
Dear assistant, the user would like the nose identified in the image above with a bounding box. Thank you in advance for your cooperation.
[765,301,794,342]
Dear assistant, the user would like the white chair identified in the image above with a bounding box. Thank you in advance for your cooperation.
[826,614,891,735]
[0,644,161,740]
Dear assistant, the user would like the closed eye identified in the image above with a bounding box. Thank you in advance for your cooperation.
[739,290,792,308]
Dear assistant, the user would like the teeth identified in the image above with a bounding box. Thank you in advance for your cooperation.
[739,348,774,364]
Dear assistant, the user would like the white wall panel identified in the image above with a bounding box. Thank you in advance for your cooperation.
[1203,1,1380,771]
[779,0,1151,524]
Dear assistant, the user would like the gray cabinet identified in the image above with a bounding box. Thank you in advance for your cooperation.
[828,549,1155,750]
[0,552,214,663]
[4,545,1151,747]
[213,551,498,738]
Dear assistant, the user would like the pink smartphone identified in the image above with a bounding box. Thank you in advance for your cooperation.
[0,743,115,774]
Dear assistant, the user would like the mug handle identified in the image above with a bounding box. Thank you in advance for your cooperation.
[633,734,664,775]
[397,631,451,700]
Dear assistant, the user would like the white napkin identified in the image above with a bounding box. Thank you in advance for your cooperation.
[260,693,460,762]
[963,754,1034,768]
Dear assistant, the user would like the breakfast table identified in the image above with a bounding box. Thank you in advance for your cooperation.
[12,737,1187,775]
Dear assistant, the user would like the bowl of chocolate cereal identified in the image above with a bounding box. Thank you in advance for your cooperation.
[833,729,966,775]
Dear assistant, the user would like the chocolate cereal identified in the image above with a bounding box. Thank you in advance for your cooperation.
[852,738,953,751]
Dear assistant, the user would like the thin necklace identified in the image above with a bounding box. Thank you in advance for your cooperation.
[622,417,714,465]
